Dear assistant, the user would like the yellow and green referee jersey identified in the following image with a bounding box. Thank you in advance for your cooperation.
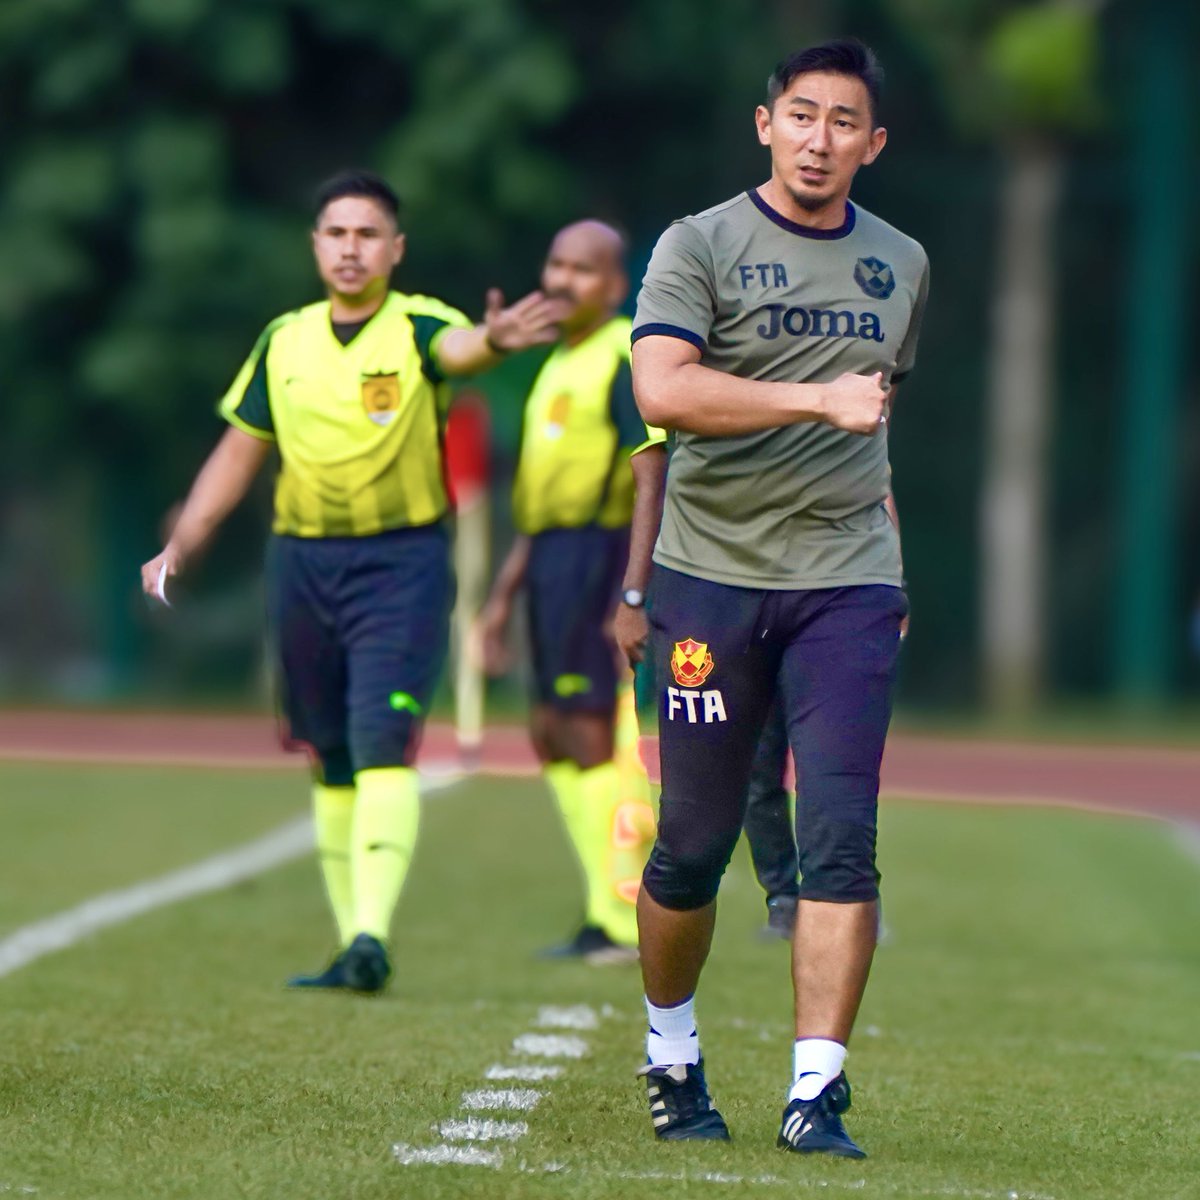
[512,316,664,535]
[218,291,472,538]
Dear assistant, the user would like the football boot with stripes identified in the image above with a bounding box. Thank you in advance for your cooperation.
[637,1058,731,1141]
[777,1072,865,1158]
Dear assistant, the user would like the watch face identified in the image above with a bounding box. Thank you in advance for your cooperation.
[623,589,645,607]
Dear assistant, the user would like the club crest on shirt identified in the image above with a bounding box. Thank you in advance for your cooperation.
[545,392,572,439]
[670,638,714,687]
[853,256,895,300]
[361,372,401,425]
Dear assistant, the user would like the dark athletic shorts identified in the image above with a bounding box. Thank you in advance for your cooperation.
[526,525,629,714]
[643,565,907,909]
[265,523,453,785]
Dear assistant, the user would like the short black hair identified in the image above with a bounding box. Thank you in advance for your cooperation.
[767,38,884,125]
[313,169,400,227]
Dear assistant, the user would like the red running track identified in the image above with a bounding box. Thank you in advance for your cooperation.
[0,710,1195,823]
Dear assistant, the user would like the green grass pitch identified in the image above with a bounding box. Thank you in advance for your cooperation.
[0,761,1196,1199]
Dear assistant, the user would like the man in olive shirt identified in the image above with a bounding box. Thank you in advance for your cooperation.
[630,40,928,1157]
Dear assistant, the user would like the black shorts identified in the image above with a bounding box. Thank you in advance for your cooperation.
[526,526,629,714]
[265,523,453,785]
[643,565,906,908]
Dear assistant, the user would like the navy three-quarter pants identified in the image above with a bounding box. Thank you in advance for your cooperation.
[265,523,453,786]
[643,565,907,910]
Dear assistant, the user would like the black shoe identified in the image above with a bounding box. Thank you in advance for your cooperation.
[286,949,351,990]
[760,894,799,941]
[637,1058,731,1141]
[537,923,638,965]
[777,1073,865,1158]
[340,933,392,993]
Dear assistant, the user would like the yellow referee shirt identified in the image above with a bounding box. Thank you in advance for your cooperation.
[218,291,471,537]
[512,316,664,535]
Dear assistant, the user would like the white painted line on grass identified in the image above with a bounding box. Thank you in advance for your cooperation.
[437,1118,528,1142]
[0,776,458,980]
[597,1167,1055,1198]
[536,1004,598,1030]
[1172,821,1200,867]
[392,1143,501,1168]
[485,1064,564,1082]
[512,1033,588,1058]
[0,816,312,979]
[461,1088,542,1112]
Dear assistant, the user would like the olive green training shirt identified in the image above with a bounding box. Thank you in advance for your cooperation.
[632,188,929,589]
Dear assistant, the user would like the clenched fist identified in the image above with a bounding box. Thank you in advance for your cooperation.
[819,371,888,435]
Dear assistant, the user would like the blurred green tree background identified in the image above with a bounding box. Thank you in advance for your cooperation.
[1,0,1196,715]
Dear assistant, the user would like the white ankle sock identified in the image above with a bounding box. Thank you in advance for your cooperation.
[645,995,700,1066]
[789,1038,846,1101]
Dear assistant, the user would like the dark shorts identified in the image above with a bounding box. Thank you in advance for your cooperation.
[643,565,907,909]
[526,526,629,714]
[265,523,453,785]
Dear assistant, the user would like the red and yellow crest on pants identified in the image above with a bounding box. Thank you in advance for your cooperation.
[670,638,714,687]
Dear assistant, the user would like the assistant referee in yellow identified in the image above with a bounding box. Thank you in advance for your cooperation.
[141,170,566,992]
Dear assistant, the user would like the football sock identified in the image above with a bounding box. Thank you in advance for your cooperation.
[312,783,356,947]
[790,1038,847,1101]
[645,995,700,1066]
[608,681,657,915]
[542,759,591,909]
[577,760,639,946]
[350,766,420,942]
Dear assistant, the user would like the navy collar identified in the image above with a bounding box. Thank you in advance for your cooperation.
[746,188,856,240]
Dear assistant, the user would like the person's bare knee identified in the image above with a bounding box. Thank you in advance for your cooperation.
[561,711,614,769]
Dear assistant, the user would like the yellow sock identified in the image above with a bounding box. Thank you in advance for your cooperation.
[350,767,420,942]
[543,759,594,911]
[312,784,356,947]
[597,684,658,945]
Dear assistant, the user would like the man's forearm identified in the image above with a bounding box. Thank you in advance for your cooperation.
[624,448,667,591]
[167,428,271,564]
[634,359,828,437]
[434,325,505,378]
[486,534,532,606]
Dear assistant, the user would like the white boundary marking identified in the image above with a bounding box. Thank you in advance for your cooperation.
[437,1118,528,1142]
[536,1004,598,1030]
[485,1064,563,1082]
[392,1143,501,1168]
[461,1088,542,1112]
[1172,821,1200,867]
[512,1033,588,1058]
[0,776,458,980]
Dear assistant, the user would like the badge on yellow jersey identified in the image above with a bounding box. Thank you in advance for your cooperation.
[362,372,401,426]
[670,638,714,687]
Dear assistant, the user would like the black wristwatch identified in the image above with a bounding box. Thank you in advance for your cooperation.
[622,588,645,608]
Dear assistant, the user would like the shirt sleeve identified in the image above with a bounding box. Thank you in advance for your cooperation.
[608,358,657,450]
[631,219,717,352]
[216,327,276,440]
[631,425,668,456]
[892,257,930,384]
[406,296,473,385]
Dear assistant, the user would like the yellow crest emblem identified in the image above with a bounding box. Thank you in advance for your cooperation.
[361,372,401,426]
[670,638,714,687]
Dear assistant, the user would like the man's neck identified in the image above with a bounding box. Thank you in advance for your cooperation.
[328,288,389,323]
[758,178,850,230]
[561,312,615,349]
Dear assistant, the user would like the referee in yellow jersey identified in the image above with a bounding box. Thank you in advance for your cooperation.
[141,170,567,992]
[480,221,664,963]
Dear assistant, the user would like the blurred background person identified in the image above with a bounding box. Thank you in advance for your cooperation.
[140,169,567,992]
[478,220,661,965]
